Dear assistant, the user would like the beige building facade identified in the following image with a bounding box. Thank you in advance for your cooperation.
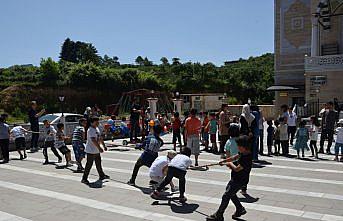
[274,0,343,115]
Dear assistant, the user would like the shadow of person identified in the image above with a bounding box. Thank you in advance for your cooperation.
[239,193,259,203]
[133,185,155,195]
[151,198,202,215]
[255,160,272,165]
[252,163,265,169]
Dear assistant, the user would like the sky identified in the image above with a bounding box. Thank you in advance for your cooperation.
[0,0,274,67]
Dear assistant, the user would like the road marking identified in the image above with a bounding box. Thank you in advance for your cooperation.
[0,179,195,221]
[1,164,343,221]
[11,159,343,201]
[0,211,32,221]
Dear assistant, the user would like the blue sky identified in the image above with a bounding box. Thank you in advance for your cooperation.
[0,0,274,67]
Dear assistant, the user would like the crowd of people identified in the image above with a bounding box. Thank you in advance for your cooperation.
[0,99,343,221]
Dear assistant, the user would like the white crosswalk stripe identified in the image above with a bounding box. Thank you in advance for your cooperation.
[1,164,343,221]
[0,211,32,221]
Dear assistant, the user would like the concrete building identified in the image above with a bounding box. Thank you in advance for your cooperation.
[272,0,343,115]
[180,93,225,113]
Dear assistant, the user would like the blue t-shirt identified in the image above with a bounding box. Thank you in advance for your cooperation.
[225,138,238,157]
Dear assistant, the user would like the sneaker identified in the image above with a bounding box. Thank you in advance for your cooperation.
[150,190,160,199]
[100,175,110,180]
[232,207,247,219]
[206,213,224,221]
[81,179,90,185]
[127,180,135,186]
[179,196,187,203]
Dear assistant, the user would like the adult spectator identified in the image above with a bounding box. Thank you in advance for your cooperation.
[258,109,265,155]
[0,115,10,163]
[130,99,141,142]
[28,101,45,152]
[184,108,202,166]
[219,104,231,159]
[319,101,338,154]
[287,107,297,146]
[250,105,260,161]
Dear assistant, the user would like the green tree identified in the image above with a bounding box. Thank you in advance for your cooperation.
[172,57,181,65]
[59,38,77,63]
[135,56,144,66]
[160,57,169,66]
[40,58,60,86]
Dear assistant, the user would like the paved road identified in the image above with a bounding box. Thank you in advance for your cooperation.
[0,133,343,221]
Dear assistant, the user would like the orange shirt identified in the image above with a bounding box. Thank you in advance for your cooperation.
[185,116,202,136]
[203,117,210,133]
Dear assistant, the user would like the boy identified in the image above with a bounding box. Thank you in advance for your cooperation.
[172,112,182,151]
[207,112,218,153]
[149,150,177,191]
[55,123,72,167]
[207,135,252,221]
[10,124,28,160]
[184,109,202,166]
[225,124,240,160]
[42,120,62,165]
[266,120,274,156]
[82,117,110,184]
[127,124,163,186]
[151,147,192,203]
[273,120,281,155]
[279,117,289,156]
[0,115,10,164]
[202,112,210,151]
[334,119,343,162]
[72,118,87,171]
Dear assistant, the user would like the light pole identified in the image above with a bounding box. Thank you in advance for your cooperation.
[58,95,65,117]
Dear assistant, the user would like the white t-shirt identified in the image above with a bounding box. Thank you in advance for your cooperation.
[310,125,319,141]
[287,112,297,127]
[11,126,25,139]
[169,154,192,171]
[336,127,343,144]
[85,127,101,154]
[149,156,169,178]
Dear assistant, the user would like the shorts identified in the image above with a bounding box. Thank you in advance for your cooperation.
[187,135,200,156]
[57,145,71,155]
[72,141,86,161]
[44,140,55,148]
[203,132,209,141]
[15,137,26,150]
[210,134,216,143]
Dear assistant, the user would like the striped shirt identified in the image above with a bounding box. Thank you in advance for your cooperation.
[72,126,85,142]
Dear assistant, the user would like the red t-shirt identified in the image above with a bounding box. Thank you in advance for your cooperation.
[172,118,182,131]
[185,117,201,136]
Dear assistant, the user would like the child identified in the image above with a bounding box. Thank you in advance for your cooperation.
[202,112,210,151]
[225,124,240,160]
[207,135,252,221]
[72,118,87,171]
[55,123,72,166]
[172,112,182,151]
[207,112,218,153]
[266,120,274,156]
[82,117,110,184]
[127,125,164,186]
[279,117,289,156]
[309,115,320,158]
[151,147,192,203]
[0,115,10,164]
[149,150,177,191]
[273,120,281,155]
[10,124,28,160]
[42,120,62,165]
[294,121,309,159]
[334,119,343,162]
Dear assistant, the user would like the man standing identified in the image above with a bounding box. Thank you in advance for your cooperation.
[319,101,338,154]
[219,104,231,159]
[28,101,45,152]
[287,107,297,146]
[0,114,10,163]
[130,100,141,142]
[185,109,202,166]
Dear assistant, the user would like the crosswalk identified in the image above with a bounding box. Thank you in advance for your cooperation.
[0,139,343,221]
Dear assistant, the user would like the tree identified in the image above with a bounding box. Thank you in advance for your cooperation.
[135,56,144,66]
[172,57,181,65]
[40,58,60,86]
[59,38,77,63]
[143,57,153,66]
[75,41,101,65]
[160,57,169,66]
